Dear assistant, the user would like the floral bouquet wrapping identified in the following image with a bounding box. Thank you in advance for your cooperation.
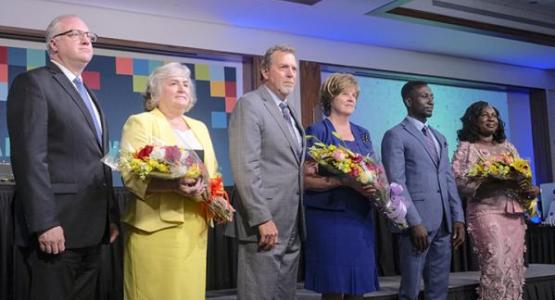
[307,135,409,229]
[102,143,235,226]
[116,144,203,180]
[203,174,236,226]
[467,152,538,216]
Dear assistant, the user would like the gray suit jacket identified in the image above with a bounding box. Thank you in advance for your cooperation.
[225,85,306,243]
[381,117,464,233]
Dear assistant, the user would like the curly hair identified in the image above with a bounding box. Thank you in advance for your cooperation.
[457,100,506,143]
[320,73,360,116]
[143,62,196,112]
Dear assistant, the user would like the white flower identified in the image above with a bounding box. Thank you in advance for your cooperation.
[150,147,165,161]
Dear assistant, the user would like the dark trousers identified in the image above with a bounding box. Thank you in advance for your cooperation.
[17,245,102,300]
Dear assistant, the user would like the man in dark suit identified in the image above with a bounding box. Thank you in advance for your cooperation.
[7,15,118,300]
[225,45,305,300]
[381,81,465,300]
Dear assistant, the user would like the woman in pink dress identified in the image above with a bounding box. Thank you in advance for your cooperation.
[451,101,539,300]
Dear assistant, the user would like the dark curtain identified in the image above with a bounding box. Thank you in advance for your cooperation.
[1,185,555,300]
[0,185,14,300]
[529,88,554,184]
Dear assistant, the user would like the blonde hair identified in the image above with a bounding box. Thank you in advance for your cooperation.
[320,73,360,116]
[143,62,196,112]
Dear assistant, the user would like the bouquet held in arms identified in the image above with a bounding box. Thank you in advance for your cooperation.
[467,152,538,217]
[306,134,409,229]
[102,142,235,226]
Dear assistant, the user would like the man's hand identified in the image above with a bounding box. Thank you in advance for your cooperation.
[409,224,429,252]
[109,223,119,243]
[452,222,465,250]
[38,226,65,254]
[258,220,278,251]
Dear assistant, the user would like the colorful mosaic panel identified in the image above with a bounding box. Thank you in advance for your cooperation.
[26,49,46,70]
[82,71,100,90]
[0,83,7,101]
[0,47,7,64]
[0,64,7,83]
[0,44,242,186]
[115,57,133,75]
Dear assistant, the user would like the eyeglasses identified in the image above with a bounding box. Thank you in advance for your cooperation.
[51,29,98,43]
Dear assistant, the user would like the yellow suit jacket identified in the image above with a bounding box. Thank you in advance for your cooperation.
[120,108,218,232]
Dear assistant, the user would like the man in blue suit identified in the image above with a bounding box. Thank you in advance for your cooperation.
[381,81,465,300]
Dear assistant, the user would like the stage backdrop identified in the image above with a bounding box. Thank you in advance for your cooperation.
[0,38,243,186]
[321,71,536,184]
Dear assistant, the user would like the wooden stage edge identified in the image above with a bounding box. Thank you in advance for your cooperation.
[206,264,555,300]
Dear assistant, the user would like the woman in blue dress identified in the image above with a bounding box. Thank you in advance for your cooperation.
[303,73,380,300]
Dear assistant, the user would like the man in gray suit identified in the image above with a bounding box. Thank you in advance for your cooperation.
[381,81,465,300]
[225,44,305,300]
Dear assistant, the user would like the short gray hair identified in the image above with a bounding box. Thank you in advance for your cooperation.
[260,44,295,72]
[45,15,78,54]
[143,62,197,112]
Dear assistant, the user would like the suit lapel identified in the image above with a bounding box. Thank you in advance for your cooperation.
[429,126,445,164]
[48,64,102,151]
[401,118,439,168]
[258,86,301,164]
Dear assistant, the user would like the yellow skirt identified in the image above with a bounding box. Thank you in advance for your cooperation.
[123,205,208,300]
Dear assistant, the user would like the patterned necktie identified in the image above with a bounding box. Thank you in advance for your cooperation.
[73,77,102,143]
[278,102,301,153]
[422,126,439,163]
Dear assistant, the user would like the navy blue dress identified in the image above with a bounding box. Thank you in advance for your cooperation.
[303,118,380,295]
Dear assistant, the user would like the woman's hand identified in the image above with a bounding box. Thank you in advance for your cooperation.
[303,161,319,176]
[341,176,378,199]
[516,176,539,199]
[177,177,206,199]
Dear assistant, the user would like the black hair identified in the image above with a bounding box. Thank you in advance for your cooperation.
[401,80,428,101]
[457,100,506,143]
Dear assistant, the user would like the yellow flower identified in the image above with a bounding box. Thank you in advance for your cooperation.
[185,164,202,179]
[511,158,532,178]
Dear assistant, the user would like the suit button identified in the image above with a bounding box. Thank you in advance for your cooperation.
[437,190,441,193]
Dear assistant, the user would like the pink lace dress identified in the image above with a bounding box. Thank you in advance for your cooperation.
[452,141,526,300]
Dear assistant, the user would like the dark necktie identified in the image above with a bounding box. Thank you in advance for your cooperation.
[278,102,301,152]
[422,126,439,162]
[73,77,102,143]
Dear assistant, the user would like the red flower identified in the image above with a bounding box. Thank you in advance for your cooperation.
[136,145,153,160]
[351,167,360,177]
[163,146,182,163]
[209,176,225,198]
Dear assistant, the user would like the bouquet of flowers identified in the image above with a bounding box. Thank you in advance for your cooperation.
[307,134,409,229]
[203,174,236,226]
[117,144,203,180]
[467,152,538,216]
[102,143,235,226]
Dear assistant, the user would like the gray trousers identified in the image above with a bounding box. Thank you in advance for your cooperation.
[237,228,301,300]
[398,223,451,300]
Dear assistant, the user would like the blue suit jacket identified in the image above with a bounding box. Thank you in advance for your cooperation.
[381,118,464,233]
[304,119,375,218]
